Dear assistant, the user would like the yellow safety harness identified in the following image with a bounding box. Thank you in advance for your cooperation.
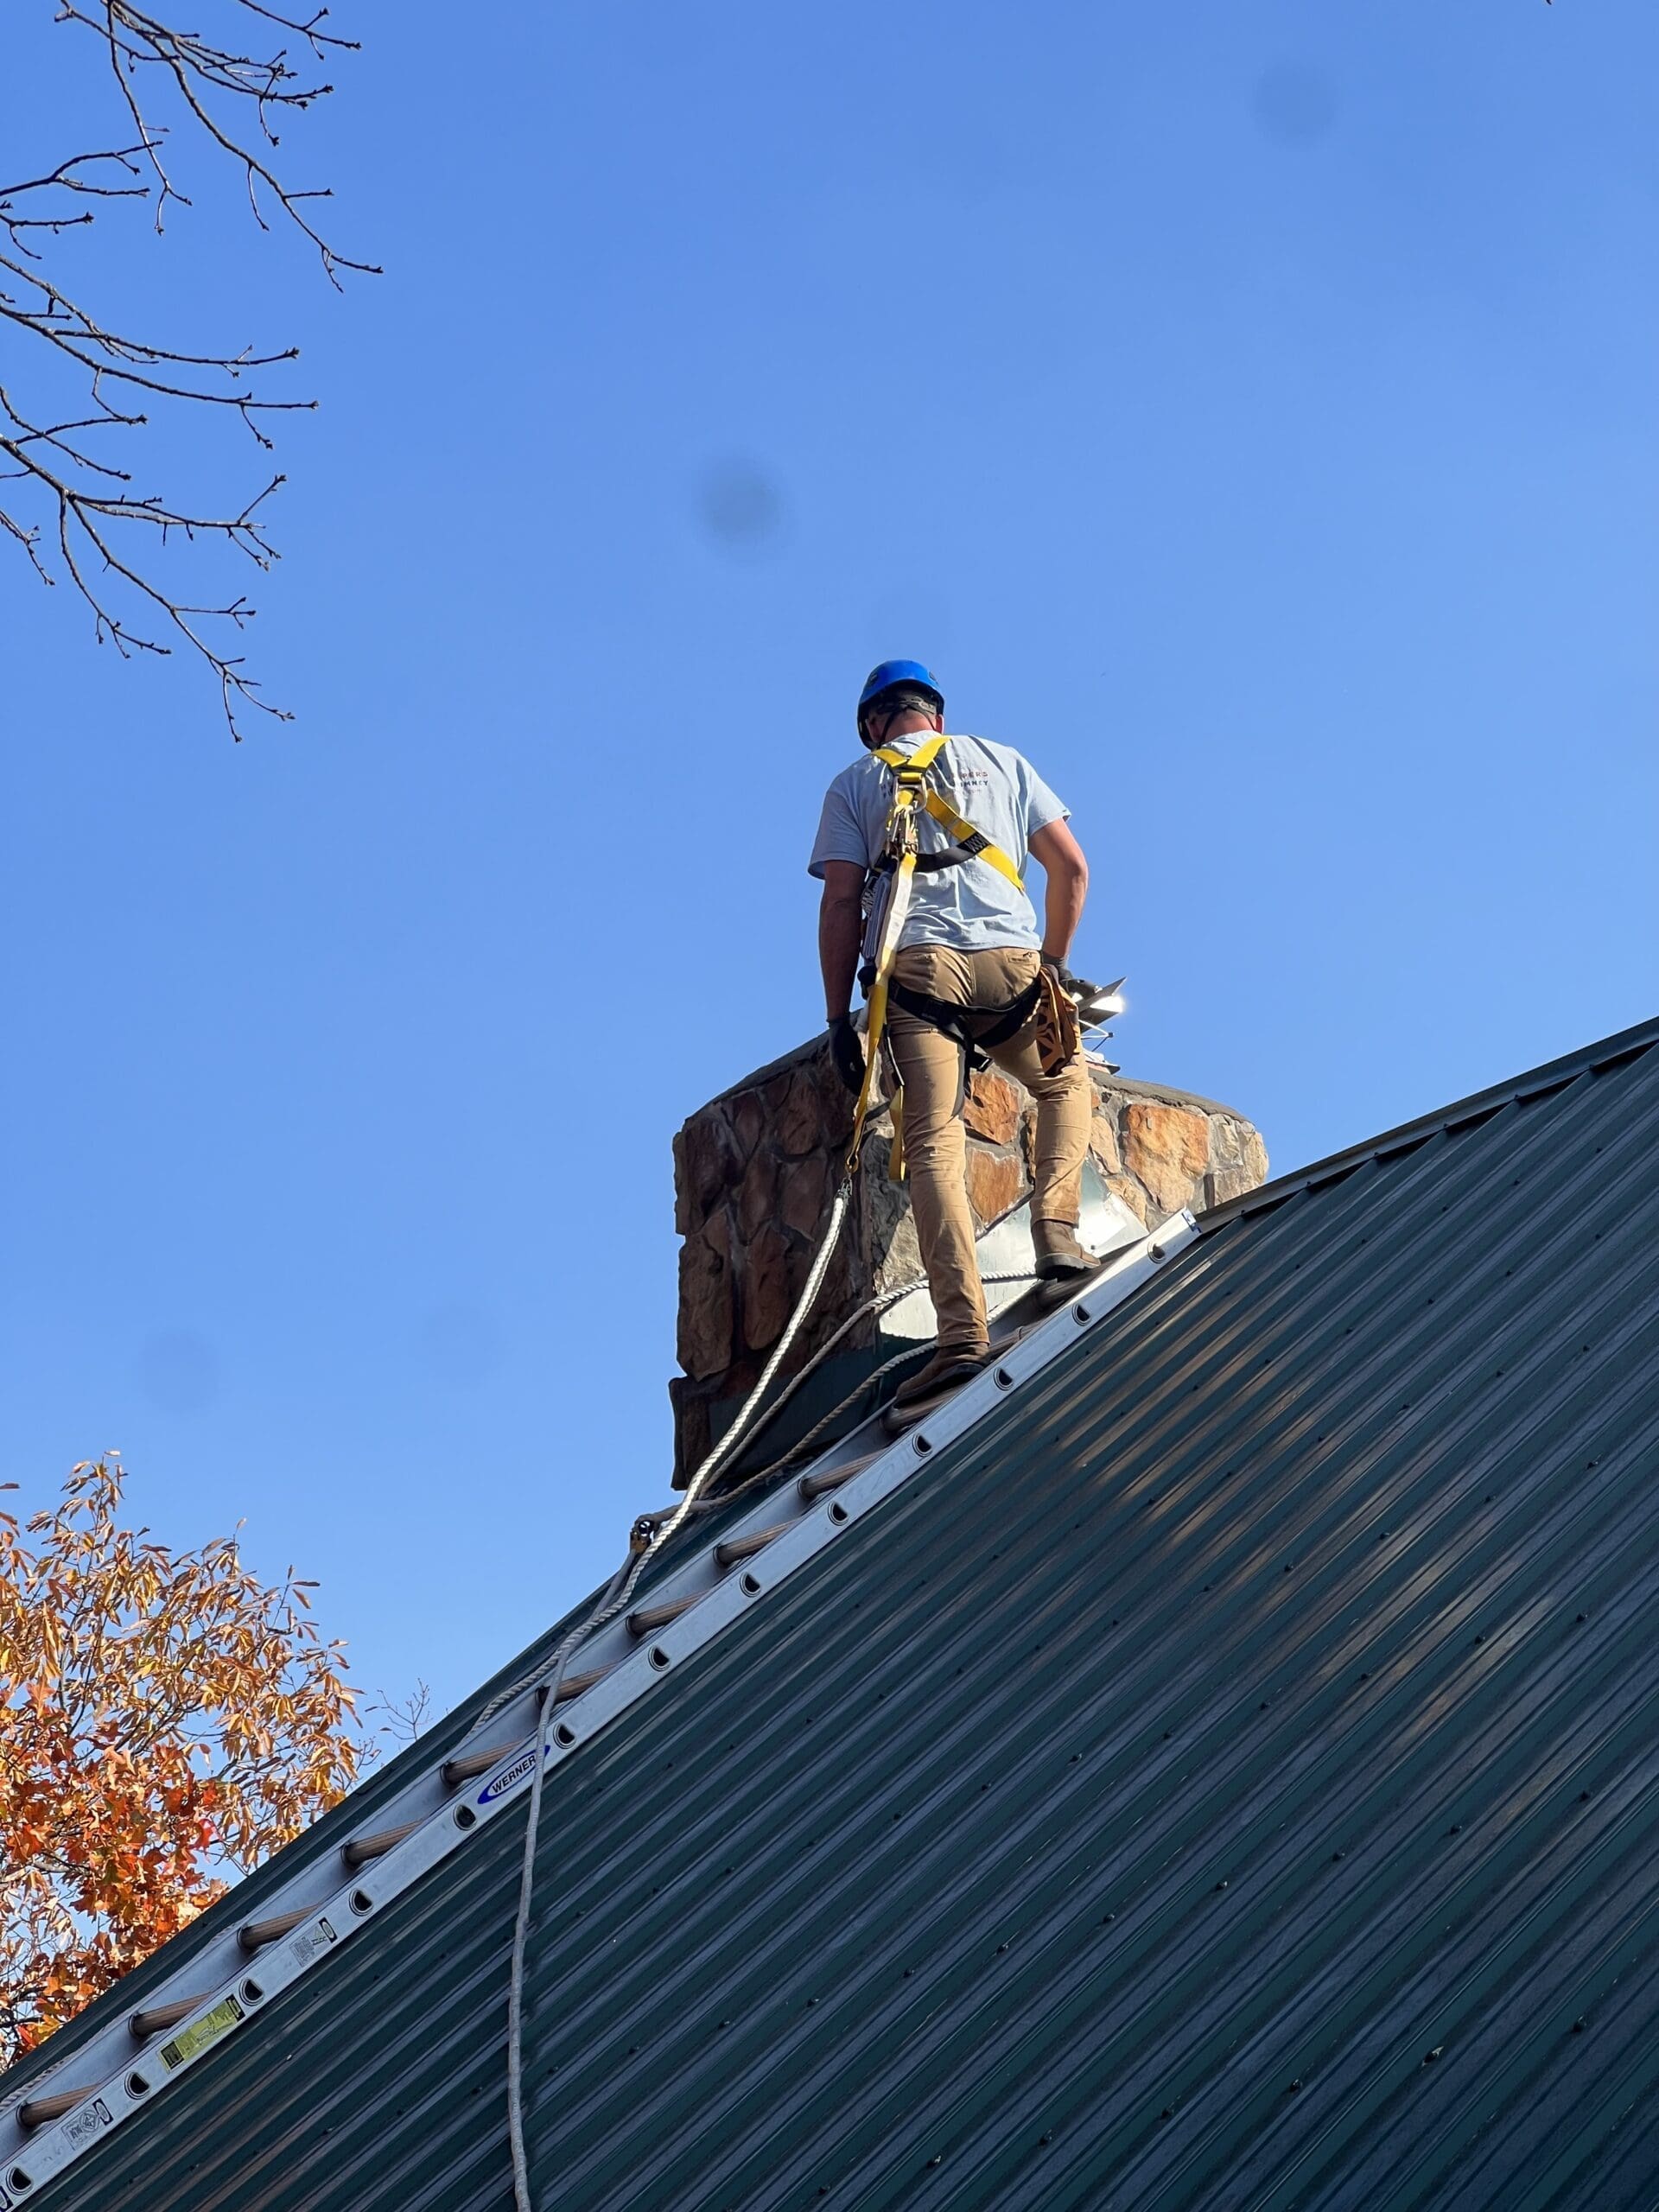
[844,733,1028,1179]
[872,732,1025,890]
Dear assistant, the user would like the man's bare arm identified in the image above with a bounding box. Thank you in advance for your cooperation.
[1028,818,1089,963]
[817,861,867,1021]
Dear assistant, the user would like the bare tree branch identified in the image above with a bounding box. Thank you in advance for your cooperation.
[2,3,372,737]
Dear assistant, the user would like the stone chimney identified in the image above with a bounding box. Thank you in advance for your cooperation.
[670,1033,1268,1486]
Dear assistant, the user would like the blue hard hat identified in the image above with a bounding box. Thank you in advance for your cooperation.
[857,658,944,721]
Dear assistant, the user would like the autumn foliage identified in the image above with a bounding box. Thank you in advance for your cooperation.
[0,1460,364,2063]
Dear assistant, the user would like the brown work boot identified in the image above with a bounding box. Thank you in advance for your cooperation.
[888,1344,993,1425]
[1032,1217,1107,1282]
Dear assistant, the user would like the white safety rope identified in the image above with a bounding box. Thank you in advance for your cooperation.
[505,1174,856,2209]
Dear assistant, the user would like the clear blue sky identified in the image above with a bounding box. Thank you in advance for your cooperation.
[4,1,1655,1727]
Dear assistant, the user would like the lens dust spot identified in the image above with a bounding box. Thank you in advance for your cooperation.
[696,459,786,557]
[1252,64,1338,149]
[414,1302,502,1389]
[138,1330,221,1414]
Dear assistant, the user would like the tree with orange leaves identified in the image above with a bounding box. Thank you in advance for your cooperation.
[0,1459,365,2063]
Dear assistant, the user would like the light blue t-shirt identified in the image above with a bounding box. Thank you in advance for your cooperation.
[808,732,1068,957]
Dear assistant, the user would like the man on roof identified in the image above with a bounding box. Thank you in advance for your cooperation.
[810,658,1102,1421]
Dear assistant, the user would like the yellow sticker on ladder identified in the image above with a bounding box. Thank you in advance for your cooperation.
[160,1993,245,2070]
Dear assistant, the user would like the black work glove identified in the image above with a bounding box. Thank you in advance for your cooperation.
[827,1014,866,1096]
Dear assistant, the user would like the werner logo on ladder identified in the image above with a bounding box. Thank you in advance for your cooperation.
[810,658,1115,1426]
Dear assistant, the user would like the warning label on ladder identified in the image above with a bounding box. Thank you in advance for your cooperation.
[161,1995,245,2071]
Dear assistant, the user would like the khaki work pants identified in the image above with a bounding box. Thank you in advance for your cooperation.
[886,944,1093,1355]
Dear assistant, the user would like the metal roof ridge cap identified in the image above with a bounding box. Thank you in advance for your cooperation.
[1198,1013,1659,1230]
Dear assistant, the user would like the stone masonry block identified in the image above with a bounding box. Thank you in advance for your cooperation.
[729,1088,766,1165]
[741,1220,796,1353]
[964,1068,1021,1145]
[779,1149,831,1240]
[1121,1100,1211,1217]
[1105,1173,1151,1228]
[736,1147,782,1242]
[677,1211,734,1379]
[965,1145,1027,1225]
[1089,1110,1122,1175]
[675,1109,739,1236]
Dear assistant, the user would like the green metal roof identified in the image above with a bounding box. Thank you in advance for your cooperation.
[5,1015,1659,2211]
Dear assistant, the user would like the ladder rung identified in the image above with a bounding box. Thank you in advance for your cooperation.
[798,1448,883,1502]
[130,1991,215,2041]
[442,1738,518,1786]
[628,1592,696,1637]
[715,1522,788,1567]
[342,1819,421,1869]
[238,1906,310,1955]
[20,2088,92,2131]
[438,1669,612,1788]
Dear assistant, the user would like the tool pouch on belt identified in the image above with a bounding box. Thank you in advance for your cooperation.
[1034,965,1081,1077]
